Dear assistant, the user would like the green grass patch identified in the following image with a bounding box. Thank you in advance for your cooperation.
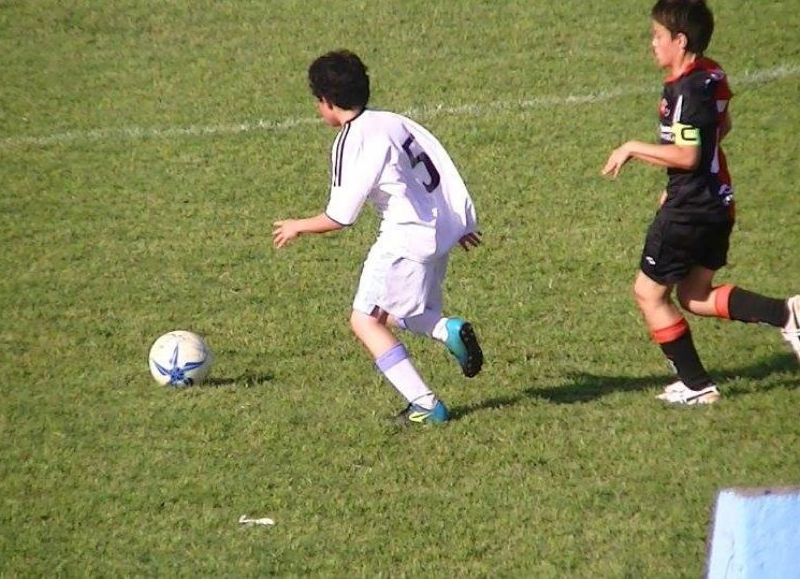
[2,0,799,575]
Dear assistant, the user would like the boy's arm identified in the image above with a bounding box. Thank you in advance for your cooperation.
[272,213,343,248]
[719,110,732,140]
[602,141,700,178]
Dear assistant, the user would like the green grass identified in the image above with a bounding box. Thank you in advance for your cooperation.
[2,0,799,576]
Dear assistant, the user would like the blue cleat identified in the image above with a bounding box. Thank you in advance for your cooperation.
[395,400,450,425]
[444,318,483,377]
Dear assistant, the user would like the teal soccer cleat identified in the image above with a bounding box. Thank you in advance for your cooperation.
[395,401,450,426]
[444,318,483,377]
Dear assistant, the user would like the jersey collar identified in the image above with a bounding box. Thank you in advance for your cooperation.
[664,56,717,83]
[343,107,367,126]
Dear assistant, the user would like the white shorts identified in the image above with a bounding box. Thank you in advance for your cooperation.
[352,244,449,318]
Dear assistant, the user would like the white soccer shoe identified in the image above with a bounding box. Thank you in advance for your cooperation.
[781,295,800,362]
[656,380,720,405]
[656,380,689,400]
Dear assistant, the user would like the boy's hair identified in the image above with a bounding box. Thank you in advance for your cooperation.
[308,50,370,110]
[651,0,714,55]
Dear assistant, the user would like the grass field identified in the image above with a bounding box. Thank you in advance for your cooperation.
[2,0,799,576]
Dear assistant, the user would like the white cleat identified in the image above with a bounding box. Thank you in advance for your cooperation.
[781,295,800,362]
[657,381,720,405]
[656,380,689,400]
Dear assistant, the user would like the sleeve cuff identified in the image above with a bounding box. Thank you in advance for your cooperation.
[324,212,353,227]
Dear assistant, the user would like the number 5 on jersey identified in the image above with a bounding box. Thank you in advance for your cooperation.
[402,135,441,193]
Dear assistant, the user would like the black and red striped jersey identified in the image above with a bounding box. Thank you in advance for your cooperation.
[659,57,735,223]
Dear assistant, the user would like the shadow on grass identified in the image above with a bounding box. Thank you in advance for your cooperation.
[198,373,275,388]
[450,352,798,418]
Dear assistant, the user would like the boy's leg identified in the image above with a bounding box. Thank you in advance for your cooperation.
[395,255,483,377]
[634,271,719,403]
[398,310,483,377]
[392,255,450,340]
[678,267,789,326]
[396,309,448,341]
[350,309,448,422]
[636,215,719,403]
[677,267,800,361]
[719,287,800,361]
[350,247,447,421]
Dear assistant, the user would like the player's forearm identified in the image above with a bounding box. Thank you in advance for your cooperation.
[626,141,700,170]
[272,212,344,248]
[625,141,700,170]
[296,213,344,235]
[602,139,696,179]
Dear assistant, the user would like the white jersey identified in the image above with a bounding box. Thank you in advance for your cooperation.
[324,109,478,262]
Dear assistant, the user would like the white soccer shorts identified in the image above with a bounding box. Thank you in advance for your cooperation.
[352,244,448,319]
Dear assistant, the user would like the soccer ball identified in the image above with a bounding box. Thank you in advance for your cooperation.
[148,330,213,387]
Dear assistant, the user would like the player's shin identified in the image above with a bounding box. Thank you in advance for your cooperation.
[375,343,437,410]
[715,285,790,327]
[652,318,713,389]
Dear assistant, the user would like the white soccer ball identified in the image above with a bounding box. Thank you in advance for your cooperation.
[148,330,213,387]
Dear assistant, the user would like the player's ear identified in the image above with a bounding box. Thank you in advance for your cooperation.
[676,32,688,50]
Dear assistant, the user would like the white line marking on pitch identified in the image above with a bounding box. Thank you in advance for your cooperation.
[1,64,797,150]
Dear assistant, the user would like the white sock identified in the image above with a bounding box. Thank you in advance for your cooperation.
[375,343,437,409]
[401,310,448,342]
[431,318,449,342]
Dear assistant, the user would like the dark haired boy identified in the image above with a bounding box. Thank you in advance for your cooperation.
[273,50,483,424]
[602,0,799,404]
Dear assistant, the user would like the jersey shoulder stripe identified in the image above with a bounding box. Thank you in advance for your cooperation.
[333,122,351,187]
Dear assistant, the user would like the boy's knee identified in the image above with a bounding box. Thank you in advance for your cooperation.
[349,308,383,333]
[633,278,668,314]
[349,310,366,332]
[632,281,651,308]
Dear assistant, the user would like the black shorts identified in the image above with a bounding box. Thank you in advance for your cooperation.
[640,212,733,285]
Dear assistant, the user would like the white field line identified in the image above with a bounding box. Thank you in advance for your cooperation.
[1,63,798,150]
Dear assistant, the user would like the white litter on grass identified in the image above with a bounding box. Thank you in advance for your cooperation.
[238,515,275,526]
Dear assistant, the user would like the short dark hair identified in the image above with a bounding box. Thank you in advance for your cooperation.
[308,50,370,110]
[651,0,714,55]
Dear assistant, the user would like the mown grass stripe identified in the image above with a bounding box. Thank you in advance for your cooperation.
[1,63,797,150]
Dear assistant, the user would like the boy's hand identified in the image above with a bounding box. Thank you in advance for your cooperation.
[272,213,343,248]
[602,144,632,178]
[458,231,482,251]
[272,219,301,248]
